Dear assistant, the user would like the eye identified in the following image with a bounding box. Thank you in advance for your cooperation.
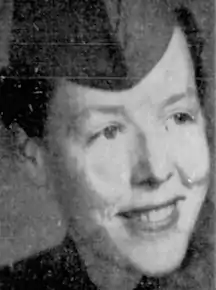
[165,111,197,132]
[87,123,124,144]
[103,124,121,139]
[172,112,195,125]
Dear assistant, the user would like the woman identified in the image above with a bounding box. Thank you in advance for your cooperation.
[0,0,214,289]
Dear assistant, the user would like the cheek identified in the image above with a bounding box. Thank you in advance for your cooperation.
[57,147,106,222]
[85,139,130,201]
[171,126,210,179]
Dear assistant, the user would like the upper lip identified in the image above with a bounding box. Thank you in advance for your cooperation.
[117,196,185,218]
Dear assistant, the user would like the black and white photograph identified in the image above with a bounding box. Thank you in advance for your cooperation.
[0,0,215,289]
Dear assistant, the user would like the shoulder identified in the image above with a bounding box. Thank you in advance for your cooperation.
[0,235,97,290]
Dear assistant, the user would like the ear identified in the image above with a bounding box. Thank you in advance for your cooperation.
[15,127,47,187]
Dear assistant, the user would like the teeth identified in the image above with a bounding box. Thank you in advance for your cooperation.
[148,205,173,223]
[140,213,148,222]
[139,205,174,223]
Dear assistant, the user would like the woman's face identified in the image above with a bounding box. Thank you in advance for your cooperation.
[48,27,210,277]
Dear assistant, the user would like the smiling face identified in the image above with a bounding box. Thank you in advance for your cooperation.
[46,27,210,278]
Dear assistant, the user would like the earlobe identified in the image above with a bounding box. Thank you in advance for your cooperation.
[23,140,47,186]
[14,126,47,187]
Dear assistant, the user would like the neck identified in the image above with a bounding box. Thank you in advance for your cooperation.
[67,228,142,290]
[81,248,141,290]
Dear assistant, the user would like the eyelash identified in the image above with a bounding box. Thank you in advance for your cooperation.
[171,111,196,125]
[88,123,124,143]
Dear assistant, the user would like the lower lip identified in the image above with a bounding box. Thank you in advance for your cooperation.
[119,203,179,237]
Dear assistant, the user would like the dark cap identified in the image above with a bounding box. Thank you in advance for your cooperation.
[11,0,176,91]
[54,0,175,90]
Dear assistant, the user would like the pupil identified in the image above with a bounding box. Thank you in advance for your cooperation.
[175,113,188,123]
[104,126,117,139]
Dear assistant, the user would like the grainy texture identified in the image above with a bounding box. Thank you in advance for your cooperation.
[0,0,13,69]
[0,125,66,266]
[0,0,214,289]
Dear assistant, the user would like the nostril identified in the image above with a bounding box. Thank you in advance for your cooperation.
[130,174,160,189]
[130,173,172,190]
[141,176,162,190]
[146,176,160,188]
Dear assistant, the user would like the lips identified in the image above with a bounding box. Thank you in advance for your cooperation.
[116,196,185,234]
[117,196,185,218]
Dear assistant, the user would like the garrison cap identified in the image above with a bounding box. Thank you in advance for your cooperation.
[11,0,176,91]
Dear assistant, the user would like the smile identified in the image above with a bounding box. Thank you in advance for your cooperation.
[117,197,184,234]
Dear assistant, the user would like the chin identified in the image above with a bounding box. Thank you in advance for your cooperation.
[125,229,191,277]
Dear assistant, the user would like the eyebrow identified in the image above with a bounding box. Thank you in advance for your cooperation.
[161,87,197,108]
[87,87,197,116]
[88,105,126,116]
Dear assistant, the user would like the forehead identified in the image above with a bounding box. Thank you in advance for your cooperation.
[54,27,193,114]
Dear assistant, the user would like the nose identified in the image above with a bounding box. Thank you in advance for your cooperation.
[130,159,172,190]
[130,132,173,190]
